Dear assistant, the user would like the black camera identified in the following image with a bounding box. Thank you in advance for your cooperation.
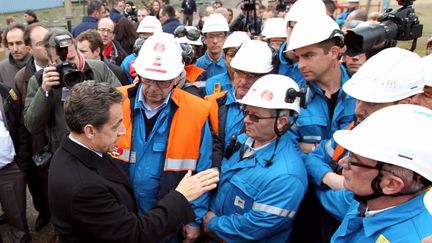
[53,35,83,88]
[345,0,422,56]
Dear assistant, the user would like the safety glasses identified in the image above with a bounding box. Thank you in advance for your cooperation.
[243,110,277,123]
[174,25,201,41]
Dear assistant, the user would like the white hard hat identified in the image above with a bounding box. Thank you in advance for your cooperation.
[425,190,432,214]
[222,31,250,49]
[202,13,229,33]
[348,0,360,3]
[176,26,202,46]
[343,47,425,103]
[135,32,184,81]
[237,74,301,114]
[284,0,327,23]
[261,18,286,40]
[230,40,273,74]
[137,16,162,33]
[422,54,432,87]
[334,104,432,182]
[287,14,342,51]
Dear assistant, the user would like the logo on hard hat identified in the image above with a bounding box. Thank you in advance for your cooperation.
[154,43,166,53]
[261,90,274,101]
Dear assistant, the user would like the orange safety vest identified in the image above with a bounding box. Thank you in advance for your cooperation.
[331,121,356,165]
[111,84,211,171]
[184,64,206,83]
[204,91,228,136]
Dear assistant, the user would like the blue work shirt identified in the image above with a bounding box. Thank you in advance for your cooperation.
[129,85,213,224]
[196,52,227,79]
[209,133,308,242]
[316,189,432,242]
[205,71,232,95]
[289,66,356,156]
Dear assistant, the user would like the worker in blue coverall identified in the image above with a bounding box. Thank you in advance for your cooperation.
[114,32,213,242]
[205,31,250,96]
[284,13,356,243]
[317,104,432,242]
[204,40,276,167]
[196,13,229,79]
[306,47,427,190]
[203,74,308,242]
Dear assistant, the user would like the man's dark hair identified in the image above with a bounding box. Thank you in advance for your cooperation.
[65,81,123,133]
[76,29,104,53]
[112,0,125,8]
[88,0,104,16]
[2,23,26,48]
[316,36,344,54]
[23,23,46,46]
[323,0,336,17]
[161,5,176,18]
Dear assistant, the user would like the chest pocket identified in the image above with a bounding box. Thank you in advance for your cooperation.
[152,142,167,152]
[227,174,260,214]
[296,116,328,143]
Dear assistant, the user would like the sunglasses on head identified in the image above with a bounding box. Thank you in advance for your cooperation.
[174,25,201,41]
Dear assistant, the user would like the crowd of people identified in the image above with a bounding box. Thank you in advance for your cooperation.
[1,0,432,242]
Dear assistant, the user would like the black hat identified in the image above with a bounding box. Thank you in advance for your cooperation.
[24,10,37,19]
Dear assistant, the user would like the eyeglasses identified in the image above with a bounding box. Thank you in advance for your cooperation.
[347,154,382,170]
[139,76,173,88]
[244,110,277,122]
[97,28,114,35]
[205,33,226,40]
[234,69,262,82]
[174,25,201,41]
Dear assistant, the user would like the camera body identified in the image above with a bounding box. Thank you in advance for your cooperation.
[53,35,83,88]
[345,0,422,56]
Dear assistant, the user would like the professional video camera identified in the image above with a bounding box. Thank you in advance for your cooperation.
[345,0,422,56]
[53,35,83,88]
[241,0,261,35]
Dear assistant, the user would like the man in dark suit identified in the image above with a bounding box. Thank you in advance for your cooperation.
[48,81,219,243]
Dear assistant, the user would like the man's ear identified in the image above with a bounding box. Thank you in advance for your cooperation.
[381,173,405,195]
[276,115,289,132]
[83,124,96,139]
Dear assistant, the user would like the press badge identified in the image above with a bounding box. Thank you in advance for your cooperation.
[213,83,222,93]
[61,87,72,101]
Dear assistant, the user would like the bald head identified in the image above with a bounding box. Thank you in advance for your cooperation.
[97,17,115,46]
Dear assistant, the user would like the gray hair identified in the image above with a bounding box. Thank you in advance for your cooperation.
[64,81,123,133]
[383,164,426,194]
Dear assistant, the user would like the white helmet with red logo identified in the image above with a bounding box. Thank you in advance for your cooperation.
[134,32,184,81]
[137,16,162,33]
[237,74,301,114]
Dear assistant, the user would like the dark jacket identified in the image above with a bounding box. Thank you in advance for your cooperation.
[181,0,197,15]
[0,53,32,88]
[110,8,123,23]
[102,56,129,86]
[49,136,195,243]
[71,16,98,38]
[162,18,181,35]
[0,82,31,172]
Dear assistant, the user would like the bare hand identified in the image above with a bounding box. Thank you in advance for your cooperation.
[322,172,345,190]
[299,142,316,154]
[182,224,201,243]
[422,235,432,243]
[175,168,219,202]
[42,66,60,92]
[203,211,216,233]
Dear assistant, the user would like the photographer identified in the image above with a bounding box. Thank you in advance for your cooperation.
[24,29,121,153]
[229,1,262,35]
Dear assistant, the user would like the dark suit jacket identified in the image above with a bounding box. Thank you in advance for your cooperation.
[48,136,195,243]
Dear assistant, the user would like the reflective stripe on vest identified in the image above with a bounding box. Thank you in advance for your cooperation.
[204,91,228,136]
[252,202,296,218]
[164,158,197,171]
